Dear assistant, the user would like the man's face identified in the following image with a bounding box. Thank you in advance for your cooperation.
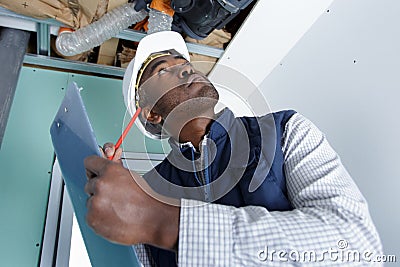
[138,52,219,120]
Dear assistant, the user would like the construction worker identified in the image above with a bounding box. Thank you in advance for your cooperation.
[84,31,382,266]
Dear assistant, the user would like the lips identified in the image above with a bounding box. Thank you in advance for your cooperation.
[187,74,207,87]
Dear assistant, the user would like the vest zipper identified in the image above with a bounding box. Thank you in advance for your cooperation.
[190,138,211,202]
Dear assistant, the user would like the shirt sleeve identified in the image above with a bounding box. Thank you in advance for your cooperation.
[177,113,383,266]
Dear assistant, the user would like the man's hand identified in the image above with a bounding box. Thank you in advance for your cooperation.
[84,156,180,250]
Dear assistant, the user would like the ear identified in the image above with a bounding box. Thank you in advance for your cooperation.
[141,107,162,124]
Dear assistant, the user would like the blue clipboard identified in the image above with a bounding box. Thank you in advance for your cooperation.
[50,82,141,267]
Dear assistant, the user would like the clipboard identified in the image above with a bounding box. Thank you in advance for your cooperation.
[50,82,141,267]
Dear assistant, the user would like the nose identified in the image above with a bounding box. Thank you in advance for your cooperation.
[177,63,195,79]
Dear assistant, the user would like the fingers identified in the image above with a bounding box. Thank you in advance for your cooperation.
[103,143,115,158]
[112,147,123,162]
[84,155,109,180]
[102,143,123,162]
[102,142,123,162]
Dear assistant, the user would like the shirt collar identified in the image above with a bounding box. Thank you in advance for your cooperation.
[168,108,236,152]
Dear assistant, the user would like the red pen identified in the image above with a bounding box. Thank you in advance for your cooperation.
[108,107,142,160]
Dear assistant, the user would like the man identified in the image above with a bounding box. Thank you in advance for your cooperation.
[84,31,382,266]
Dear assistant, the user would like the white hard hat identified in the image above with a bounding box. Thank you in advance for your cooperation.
[122,31,190,139]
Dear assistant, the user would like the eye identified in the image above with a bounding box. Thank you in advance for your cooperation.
[158,68,167,76]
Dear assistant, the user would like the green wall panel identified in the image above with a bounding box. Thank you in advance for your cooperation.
[68,73,125,147]
[0,67,67,266]
[0,66,166,267]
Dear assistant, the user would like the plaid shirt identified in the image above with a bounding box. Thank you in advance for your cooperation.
[135,113,382,266]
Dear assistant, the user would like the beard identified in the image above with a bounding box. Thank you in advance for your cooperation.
[152,82,219,119]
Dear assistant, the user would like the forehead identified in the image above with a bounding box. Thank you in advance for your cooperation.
[143,53,188,77]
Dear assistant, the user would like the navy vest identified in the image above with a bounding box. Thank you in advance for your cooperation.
[143,109,296,266]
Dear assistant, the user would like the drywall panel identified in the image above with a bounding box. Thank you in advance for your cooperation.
[0,67,67,266]
[0,66,165,266]
[213,0,399,256]
[260,0,400,255]
[210,0,334,87]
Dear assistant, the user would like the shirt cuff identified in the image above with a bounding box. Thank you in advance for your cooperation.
[178,199,233,267]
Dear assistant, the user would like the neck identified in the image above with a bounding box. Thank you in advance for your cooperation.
[170,110,215,150]
[179,118,213,149]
